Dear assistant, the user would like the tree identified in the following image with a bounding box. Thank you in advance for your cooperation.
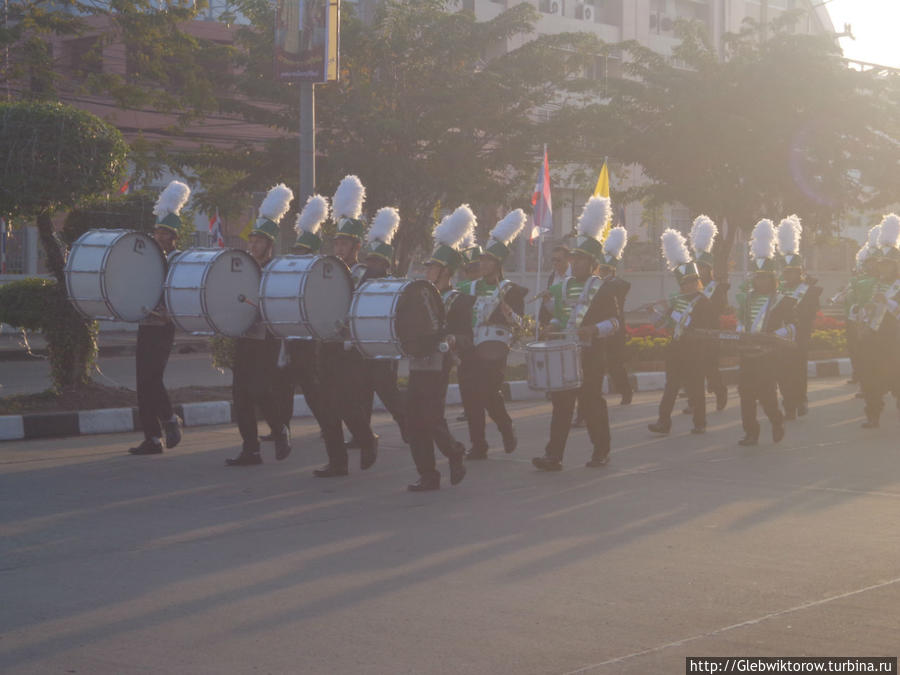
[0,101,128,389]
[606,18,900,273]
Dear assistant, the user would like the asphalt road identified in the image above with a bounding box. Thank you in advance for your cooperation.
[2,378,899,674]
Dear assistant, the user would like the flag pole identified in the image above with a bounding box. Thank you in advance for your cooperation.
[535,144,546,340]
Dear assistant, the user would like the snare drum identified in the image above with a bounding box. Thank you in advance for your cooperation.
[259,254,352,340]
[348,278,444,359]
[164,248,260,336]
[526,340,583,392]
[65,229,166,322]
[473,324,512,360]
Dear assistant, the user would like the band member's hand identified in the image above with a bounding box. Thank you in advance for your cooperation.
[577,325,597,342]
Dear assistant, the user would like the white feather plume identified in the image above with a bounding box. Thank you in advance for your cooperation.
[153,180,190,217]
[776,215,802,256]
[259,183,294,223]
[661,228,692,271]
[867,223,882,248]
[689,215,717,254]
[368,207,400,245]
[603,226,628,260]
[878,213,900,251]
[577,196,611,241]
[437,205,476,248]
[856,243,872,268]
[295,194,328,235]
[489,209,526,246]
[332,175,365,221]
[750,219,777,260]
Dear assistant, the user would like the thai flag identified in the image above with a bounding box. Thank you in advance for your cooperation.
[530,147,552,242]
[208,209,225,248]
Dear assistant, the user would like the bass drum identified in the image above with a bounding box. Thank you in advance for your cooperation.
[65,229,166,322]
[525,340,583,392]
[348,278,444,359]
[164,248,260,337]
[259,254,353,340]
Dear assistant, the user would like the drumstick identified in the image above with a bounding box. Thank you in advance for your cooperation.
[237,294,258,308]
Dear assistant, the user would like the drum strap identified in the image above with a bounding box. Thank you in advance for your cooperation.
[567,276,602,330]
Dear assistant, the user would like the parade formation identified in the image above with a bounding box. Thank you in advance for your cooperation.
[62,178,900,491]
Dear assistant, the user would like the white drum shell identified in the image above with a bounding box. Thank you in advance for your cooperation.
[348,278,411,359]
[526,340,583,392]
[259,255,352,340]
[65,229,166,322]
[164,248,260,337]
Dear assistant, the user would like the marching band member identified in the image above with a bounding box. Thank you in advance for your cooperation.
[775,215,822,419]
[688,215,729,412]
[539,243,572,327]
[128,180,188,456]
[356,206,408,443]
[844,225,881,388]
[647,229,715,436]
[457,208,527,460]
[455,228,482,424]
[532,196,620,471]
[405,213,474,491]
[597,226,633,405]
[226,184,295,466]
[734,219,796,447]
[857,214,900,429]
[313,175,379,476]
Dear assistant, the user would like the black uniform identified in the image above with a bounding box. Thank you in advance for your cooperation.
[604,275,633,402]
[701,280,730,406]
[777,278,822,418]
[136,321,176,441]
[858,279,900,426]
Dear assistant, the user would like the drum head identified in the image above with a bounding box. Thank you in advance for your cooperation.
[305,256,353,339]
[100,231,166,322]
[396,280,445,357]
[204,250,261,336]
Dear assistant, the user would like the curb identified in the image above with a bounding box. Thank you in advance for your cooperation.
[0,358,853,442]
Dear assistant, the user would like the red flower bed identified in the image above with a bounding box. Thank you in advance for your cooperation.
[626,323,668,338]
[719,314,737,330]
[813,312,844,330]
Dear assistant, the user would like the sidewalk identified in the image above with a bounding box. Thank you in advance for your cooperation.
[0,329,210,361]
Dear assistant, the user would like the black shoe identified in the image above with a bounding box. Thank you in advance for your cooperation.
[274,425,292,461]
[129,439,163,455]
[408,473,440,492]
[797,402,808,417]
[360,436,379,470]
[260,432,275,442]
[772,422,785,444]
[501,427,517,454]
[532,455,563,471]
[585,452,609,468]
[690,426,706,435]
[448,446,467,486]
[619,391,633,406]
[738,435,759,447]
[647,422,671,434]
[347,433,378,451]
[313,463,349,477]
[861,420,879,429]
[225,451,262,466]
[465,446,488,460]
[164,416,182,449]
[715,387,728,411]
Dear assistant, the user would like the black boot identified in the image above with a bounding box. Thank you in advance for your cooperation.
[532,454,563,471]
[772,421,785,443]
[313,463,349,477]
[129,438,163,455]
[360,436,379,470]
[585,451,610,468]
[647,421,671,434]
[465,444,489,460]
[501,426,517,454]
[274,425,292,461]
[164,416,182,449]
[408,471,440,492]
[226,443,262,466]
[448,444,467,486]
[715,386,728,411]
[738,435,758,447]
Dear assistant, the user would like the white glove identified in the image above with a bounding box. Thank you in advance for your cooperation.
[774,325,796,341]
[594,318,619,338]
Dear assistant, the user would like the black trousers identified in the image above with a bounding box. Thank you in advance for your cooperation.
[658,349,706,430]
[846,322,861,381]
[232,336,292,450]
[777,347,809,415]
[362,360,407,439]
[547,349,610,461]
[703,343,726,395]
[738,353,784,438]
[458,351,512,451]
[319,343,377,468]
[858,332,899,424]
[136,323,175,440]
[606,334,632,399]
[407,367,463,478]
[284,340,325,422]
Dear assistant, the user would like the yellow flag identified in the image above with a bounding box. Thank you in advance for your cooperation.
[593,161,611,240]
[593,161,610,198]
[239,220,254,241]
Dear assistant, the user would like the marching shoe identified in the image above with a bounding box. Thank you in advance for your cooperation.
[647,421,671,434]
[129,439,163,455]
[360,436,379,470]
[225,451,262,466]
[797,402,808,417]
[772,422,785,444]
[408,472,441,492]
[164,416,182,449]
[501,427,518,454]
[260,432,274,441]
[347,433,378,451]
[274,425,292,461]
[619,391,633,406]
[690,426,706,435]
[737,435,759,447]
[861,420,879,429]
[715,387,728,411]
[465,445,489,461]
[448,446,467,486]
[585,452,610,468]
[313,463,349,477]
[532,455,563,471]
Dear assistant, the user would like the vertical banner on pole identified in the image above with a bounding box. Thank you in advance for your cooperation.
[275,0,340,83]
